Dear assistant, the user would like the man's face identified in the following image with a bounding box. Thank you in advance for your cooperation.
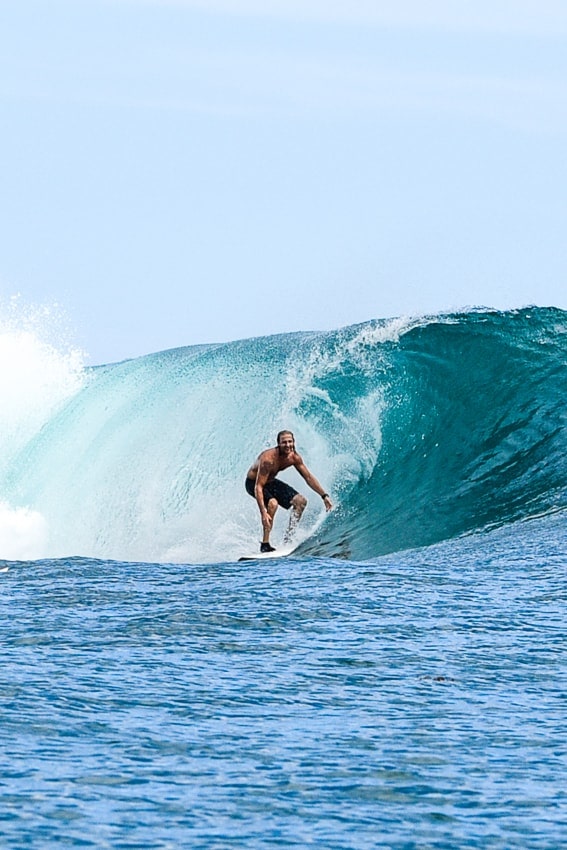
[278,433,295,455]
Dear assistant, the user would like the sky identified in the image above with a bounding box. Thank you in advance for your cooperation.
[1,0,566,365]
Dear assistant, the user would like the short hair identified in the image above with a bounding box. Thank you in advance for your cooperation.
[277,430,294,445]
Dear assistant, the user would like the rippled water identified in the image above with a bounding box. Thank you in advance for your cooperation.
[1,513,566,849]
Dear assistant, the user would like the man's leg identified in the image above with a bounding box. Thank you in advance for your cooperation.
[284,493,307,543]
[261,498,278,551]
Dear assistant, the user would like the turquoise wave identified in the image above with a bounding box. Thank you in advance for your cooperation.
[302,307,566,559]
[1,307,565,562]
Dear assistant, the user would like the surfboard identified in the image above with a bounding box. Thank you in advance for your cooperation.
[238,543,298,562]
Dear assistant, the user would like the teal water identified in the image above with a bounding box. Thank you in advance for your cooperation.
[0,307,566,846]
[1,307,565,563]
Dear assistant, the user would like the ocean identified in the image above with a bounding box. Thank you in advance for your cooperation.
[1,307,566,848]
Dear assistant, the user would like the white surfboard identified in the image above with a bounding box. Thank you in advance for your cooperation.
[238,543,298,562]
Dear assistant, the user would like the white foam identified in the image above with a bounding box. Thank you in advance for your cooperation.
[0,297,86,471]
[0,501,48,560]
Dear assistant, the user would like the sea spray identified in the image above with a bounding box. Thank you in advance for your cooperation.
[0,298,85,559]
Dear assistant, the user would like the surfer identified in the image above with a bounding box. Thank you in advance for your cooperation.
[246,430,333,553]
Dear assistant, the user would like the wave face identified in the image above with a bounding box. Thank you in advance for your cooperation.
[0,307,565,562]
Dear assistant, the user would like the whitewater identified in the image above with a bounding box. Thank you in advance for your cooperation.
[1,305,566,848]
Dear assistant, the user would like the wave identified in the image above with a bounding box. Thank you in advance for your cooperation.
[0,306,565,562]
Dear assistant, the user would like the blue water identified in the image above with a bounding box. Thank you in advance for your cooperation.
[1,307,566,847]
[2,512,566,848]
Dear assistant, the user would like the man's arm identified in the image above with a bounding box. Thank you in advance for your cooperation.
[294,456,333,511]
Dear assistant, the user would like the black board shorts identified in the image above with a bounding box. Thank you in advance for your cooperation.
[245,477,298,510]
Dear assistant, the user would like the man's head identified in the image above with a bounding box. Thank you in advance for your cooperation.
[277,430,295,454]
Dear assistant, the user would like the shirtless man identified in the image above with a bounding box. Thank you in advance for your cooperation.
[245,430,333,553]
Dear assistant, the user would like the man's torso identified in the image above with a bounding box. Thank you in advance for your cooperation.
[247,447,300,482]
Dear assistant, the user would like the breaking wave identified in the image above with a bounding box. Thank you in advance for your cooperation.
[0,305,565,562]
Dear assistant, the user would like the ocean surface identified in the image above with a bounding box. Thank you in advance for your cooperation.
[1,306,566,848]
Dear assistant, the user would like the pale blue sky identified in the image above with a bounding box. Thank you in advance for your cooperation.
[1,0,566,364]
